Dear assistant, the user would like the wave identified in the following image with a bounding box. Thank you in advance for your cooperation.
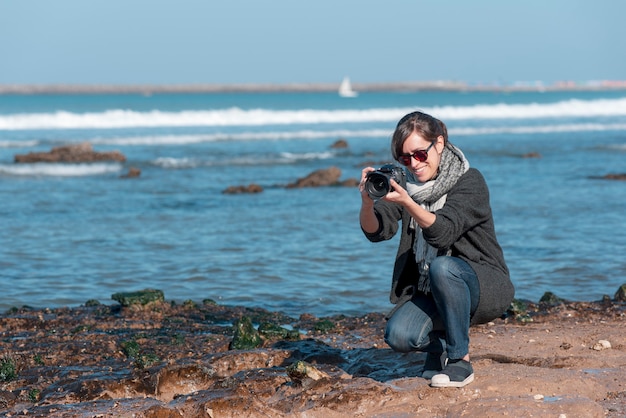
[0,163,123,177]
[2,123,626,150]
[152,151,335,169]
[1,98,626,131]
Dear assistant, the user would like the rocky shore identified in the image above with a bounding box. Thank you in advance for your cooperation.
[1,288,626,417]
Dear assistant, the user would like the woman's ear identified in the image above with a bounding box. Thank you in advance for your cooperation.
[436,135,445,152]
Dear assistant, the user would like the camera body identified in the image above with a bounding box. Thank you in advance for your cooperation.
[365,164,406,200]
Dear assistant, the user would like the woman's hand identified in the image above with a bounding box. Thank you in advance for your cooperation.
[359,167,376,204]
[384,178,412,206]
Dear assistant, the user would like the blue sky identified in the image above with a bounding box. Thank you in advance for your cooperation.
[1,0,625,85]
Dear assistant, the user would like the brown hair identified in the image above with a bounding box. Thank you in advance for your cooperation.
[391,111,449,160]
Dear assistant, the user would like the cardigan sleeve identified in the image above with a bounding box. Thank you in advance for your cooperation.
[361,199,403,243]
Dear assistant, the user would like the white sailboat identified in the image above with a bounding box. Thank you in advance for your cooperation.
[338,77,358,98]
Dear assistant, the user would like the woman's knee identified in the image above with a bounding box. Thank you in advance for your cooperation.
[429,256,453,281]
[384,323,414,353]
[384,313,432,353]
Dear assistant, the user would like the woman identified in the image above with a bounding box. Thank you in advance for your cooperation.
[359,111,514,388]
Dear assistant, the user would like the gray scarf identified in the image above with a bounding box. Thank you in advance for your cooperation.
[405,144,470,294]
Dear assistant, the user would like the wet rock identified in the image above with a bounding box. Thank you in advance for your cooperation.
[313,319,335,333]
[286,166,342,188]
[330,139,349,149]
[286,360,330,385]
[229,316,262,350]
[0,389,17,408]
[601,173,626,181]
[3,299,626,417]
[539,291,566,305]
[222,183,264,194]
[522,152,542,158]
[614,284,626,301]
[258,322,300,340]
[111,289,165,307]
[14,142,126,163]
[121,166,141,178]
[506,298,533,322]
[339,178,359,187]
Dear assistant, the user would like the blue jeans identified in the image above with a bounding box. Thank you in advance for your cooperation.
[384,256,480,360]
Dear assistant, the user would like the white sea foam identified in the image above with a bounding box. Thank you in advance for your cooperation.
[0,163,123,177]
[1,97,626,131]
[153,157,201,169]
[89,123,626,147]
[4,123,626,150]
[0,140,40,148]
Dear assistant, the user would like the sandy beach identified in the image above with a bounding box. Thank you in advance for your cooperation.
[1,291,625,417]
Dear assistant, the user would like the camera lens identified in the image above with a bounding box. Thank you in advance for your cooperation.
[365,172,390,200]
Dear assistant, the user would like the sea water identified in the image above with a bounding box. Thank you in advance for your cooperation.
[1,90,625,317]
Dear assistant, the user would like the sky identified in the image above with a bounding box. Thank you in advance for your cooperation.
[1,0,625,86]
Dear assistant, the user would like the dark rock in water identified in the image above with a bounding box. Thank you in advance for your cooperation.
[330,139,349,149]
[521,152,542,158]
[229,316,263,350]
[340,178,359,187]
[14,142,126,163]
[614,284,626,301]
[286,166,342,188]
[111,289,165,307]
[121,167,141,178]
[602,173,626,181]
[222,183,264,194]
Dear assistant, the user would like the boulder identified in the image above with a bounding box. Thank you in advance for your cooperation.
[286,166,342,188]
[222,184,264,194]
[121,167,141,178]
[602,173,626,181]
[15,142,126,163]
[330,139,349,149]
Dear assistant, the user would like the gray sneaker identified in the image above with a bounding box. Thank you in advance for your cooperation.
[430,359,474,388]
[421,351,447,380]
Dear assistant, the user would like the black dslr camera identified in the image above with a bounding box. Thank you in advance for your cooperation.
[364,164,406,200]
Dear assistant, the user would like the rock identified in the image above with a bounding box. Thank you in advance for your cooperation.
[614,284,626,301]
[330,139,349,149]
[286,166,342,188]
[14,142,126,163]
[222,184,264,194]
[3,300,626,416]
[257,322,300,340]
[229,316,263,350]
[286,360,330,385]
[121,167,141,178]
[539,291,565,305]
[111,289,165,307]
[592,340,611,350]
[522,152,542,158]
[339,178,359,187]
[602,173,626,180]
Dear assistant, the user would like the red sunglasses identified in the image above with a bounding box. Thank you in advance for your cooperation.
[397,141,436,166]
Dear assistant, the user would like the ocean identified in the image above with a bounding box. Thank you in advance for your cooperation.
[1,89,625,317]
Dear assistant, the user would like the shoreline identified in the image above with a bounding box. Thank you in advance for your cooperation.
[2,80,626,95]
[1,294,626,416]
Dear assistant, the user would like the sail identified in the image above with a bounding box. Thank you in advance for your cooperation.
[338,77,358,98]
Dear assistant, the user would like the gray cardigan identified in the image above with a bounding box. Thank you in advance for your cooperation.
[363,168,514,325]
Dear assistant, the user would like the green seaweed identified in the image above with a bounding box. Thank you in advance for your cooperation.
[111,289,164,307]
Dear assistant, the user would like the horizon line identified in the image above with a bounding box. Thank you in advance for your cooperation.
[1,79,626,95]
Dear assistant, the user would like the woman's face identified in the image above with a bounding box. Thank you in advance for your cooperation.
[401,132,444,182]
